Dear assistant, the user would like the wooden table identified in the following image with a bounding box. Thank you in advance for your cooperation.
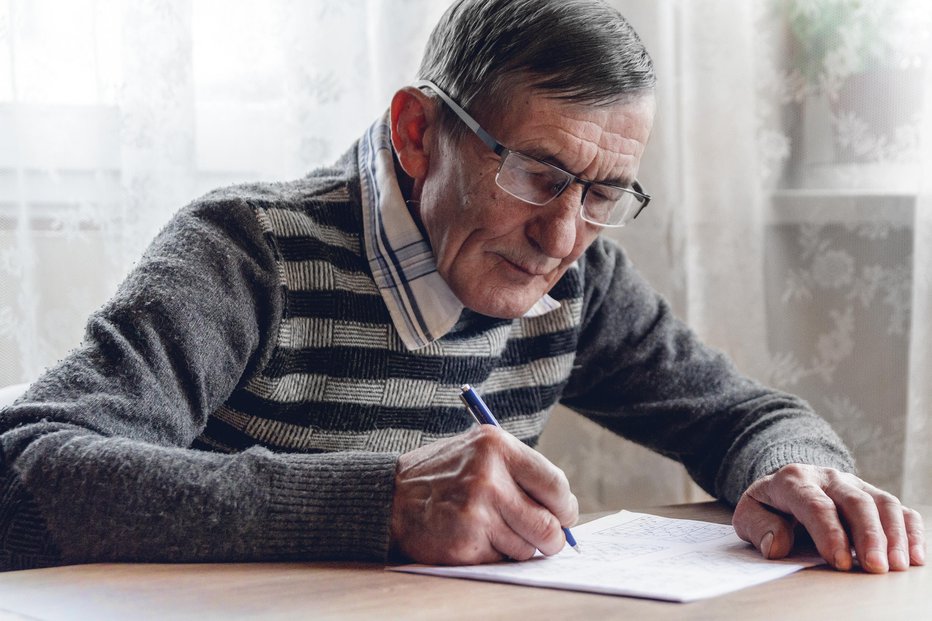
[0,503,928,621]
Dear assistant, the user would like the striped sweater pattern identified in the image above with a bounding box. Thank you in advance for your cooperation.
[193,180,585,456]
[0,145,857,572]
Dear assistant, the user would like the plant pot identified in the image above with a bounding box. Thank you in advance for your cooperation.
[830,67,923,164]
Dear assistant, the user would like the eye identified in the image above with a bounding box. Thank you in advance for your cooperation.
[588,186,621,204]
[526,169,565,191]
[589,188,612,202]
[518,169,559,189]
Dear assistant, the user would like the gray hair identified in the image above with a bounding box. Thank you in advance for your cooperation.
[417,0,656,141]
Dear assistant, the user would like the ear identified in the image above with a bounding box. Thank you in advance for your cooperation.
[390,86,435,181]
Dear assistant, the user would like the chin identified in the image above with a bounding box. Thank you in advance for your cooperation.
[451,264,553,317]
[464,289,539,319]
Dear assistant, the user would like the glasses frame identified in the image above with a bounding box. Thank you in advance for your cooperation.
[413,79,651,227]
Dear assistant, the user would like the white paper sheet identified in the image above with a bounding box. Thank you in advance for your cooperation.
[389,510,825,602]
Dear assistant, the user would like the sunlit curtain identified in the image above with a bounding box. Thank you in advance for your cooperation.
[2,0,931,510]
[0,0,447,384]
[544,0,932,509]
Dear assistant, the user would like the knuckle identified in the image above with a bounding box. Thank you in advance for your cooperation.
[833,487,873,509]
[565,492,580,524]
[471,424,504,449]
[874,491,901,509]
[804,493,841,521]
[526,510,559,542]
[904,507,925,528]
[822,528,850,551]
[775,463,810,482]
[799,484,834,506]
[539,466,568,497]
[860,528,888,548]
[851,517,887,541]
[550,466,570,492]
[808,518,848,548]
[822,467,846,484]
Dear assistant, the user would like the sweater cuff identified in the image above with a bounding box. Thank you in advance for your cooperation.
[262,451,399,561]
[720,436,856,506]
[754,442,856,480]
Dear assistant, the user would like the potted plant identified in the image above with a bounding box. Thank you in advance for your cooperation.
[782,0,925,169]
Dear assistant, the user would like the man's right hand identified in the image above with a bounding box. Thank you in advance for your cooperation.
[389,425,579,565]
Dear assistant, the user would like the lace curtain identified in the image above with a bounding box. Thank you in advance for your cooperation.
[0,0,447,380]
[2,0,930,509]
[543,0,932,509]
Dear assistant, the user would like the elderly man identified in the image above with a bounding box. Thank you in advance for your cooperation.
[0,0,923,573]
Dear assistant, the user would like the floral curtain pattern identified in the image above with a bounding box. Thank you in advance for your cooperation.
[1,0,930,510]
[544,0,932,509]
[757,0,931,503]
[0,0,447,385]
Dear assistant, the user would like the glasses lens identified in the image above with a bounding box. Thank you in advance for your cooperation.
[583,185,645,227]
[496,151,571,205]
[496,149,648,227]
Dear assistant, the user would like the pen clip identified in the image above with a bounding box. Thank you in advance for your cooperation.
[458,393,482,425]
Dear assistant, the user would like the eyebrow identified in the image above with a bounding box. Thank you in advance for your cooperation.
[517,145,632,187]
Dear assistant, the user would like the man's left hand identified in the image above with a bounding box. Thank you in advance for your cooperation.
[733,464,925,573]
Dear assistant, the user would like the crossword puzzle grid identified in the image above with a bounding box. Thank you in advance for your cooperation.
[594,517,734,544]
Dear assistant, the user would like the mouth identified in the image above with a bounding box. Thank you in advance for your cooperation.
[497,254,553,278]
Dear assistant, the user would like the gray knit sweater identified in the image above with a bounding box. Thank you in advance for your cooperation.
[0,145,854,571]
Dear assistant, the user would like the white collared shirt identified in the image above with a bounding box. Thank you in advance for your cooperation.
[357,113,561,351]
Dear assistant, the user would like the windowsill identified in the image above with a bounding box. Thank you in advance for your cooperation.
[767,188,917,226]
[772,188,921,199]
[774,160,924,197]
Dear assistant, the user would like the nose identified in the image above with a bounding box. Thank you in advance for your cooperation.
[526,185,582,259]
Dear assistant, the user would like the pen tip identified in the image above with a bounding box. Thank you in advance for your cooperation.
[461,383,471,392]
[572,544,581,554]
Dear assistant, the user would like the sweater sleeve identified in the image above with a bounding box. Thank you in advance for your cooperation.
[560,238,855,506]
[0,193,397,571]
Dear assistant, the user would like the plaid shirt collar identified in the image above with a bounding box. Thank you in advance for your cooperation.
[357,113,562,351]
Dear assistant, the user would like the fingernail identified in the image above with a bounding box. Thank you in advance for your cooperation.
[911,544,925,565]
[865,549,888,573]
[891,550,909,570]
[760,532,774,559]
[833,549,852,571]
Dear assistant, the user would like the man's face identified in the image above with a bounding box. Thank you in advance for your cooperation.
[415,86,654,319]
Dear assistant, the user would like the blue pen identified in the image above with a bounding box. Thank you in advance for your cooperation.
[459,383,581,554]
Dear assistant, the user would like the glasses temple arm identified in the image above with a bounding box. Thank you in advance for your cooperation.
[413,79,505,155]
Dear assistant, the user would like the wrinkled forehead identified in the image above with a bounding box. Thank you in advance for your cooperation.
[489,87,655,183]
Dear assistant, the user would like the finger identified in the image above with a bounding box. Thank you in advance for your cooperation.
[500,436,577,526]
[746,467,853,570]
[822,480,889,573]
[488,524,538,562]
[497,482,566,556]
[733,492,797,559]
[905,507,926,566]
[441,507,504,565]
[868,489,909,571]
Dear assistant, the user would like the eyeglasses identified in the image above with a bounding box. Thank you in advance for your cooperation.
[413,79,651,228]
